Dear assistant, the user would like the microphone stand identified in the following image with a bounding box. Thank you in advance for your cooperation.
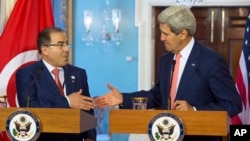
[26,67,43,107]
[168,60,176,110]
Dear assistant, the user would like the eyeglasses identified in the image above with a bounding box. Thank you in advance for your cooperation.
[45,42,72,48]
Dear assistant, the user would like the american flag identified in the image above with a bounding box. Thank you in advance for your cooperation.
[231,7,250,125]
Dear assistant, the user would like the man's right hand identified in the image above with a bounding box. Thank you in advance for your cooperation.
[68,89,95,110]
[94,83,123,108]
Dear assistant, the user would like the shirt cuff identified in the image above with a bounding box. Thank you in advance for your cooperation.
[193,106,197,111]
[65,96,71,106]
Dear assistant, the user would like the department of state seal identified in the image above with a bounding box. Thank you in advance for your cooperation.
[6,109,40,141]
[148,112,184,141]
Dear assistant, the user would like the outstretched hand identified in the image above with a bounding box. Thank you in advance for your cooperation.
[68,89,95,110]
[94,83,123,108]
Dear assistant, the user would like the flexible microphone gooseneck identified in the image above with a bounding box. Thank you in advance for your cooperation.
[167,60,176,110]
[26,67,43,107]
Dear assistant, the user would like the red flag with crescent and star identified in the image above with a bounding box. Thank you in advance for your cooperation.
[0,0,54,140]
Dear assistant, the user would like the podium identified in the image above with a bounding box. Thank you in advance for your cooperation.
[109,109,229,136]
[0,108,97,133]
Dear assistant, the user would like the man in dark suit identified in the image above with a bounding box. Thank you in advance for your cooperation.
[16,27,96,141]
[95,5,242,141]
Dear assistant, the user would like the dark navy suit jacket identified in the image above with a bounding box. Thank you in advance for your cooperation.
[16,60,96,141]
[122,41,242,141]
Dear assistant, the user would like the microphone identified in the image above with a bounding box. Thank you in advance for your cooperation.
[26,66,43,107]
[167,59,176,110]
[167,97,171,110]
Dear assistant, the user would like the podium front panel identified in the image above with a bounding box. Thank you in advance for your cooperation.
[109,109,229,136]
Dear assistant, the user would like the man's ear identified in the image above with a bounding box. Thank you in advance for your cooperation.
[41,46,48,55]
[180,29,189,40]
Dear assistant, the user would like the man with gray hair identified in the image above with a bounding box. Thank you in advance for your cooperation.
[95,5,242,141]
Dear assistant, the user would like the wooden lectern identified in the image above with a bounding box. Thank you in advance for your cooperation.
[109,109,229,136]
[0,108,97,133]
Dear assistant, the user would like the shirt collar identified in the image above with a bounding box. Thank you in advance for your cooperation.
[42,59,63,73]
[179,37,194,60]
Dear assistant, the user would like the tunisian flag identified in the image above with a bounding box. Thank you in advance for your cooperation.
[0,0,54,140]
[231,7,250,125]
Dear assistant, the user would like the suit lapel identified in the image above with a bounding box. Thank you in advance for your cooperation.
[38,61,60,95]
[63,66,77,95]
[176,41,201,99]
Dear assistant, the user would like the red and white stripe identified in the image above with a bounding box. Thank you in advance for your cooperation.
[231,9,250,125]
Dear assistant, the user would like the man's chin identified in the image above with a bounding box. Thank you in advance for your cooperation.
[61,61,68,66]
[164,47,171,52]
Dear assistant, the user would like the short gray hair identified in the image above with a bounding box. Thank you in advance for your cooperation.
[158,6,196,36]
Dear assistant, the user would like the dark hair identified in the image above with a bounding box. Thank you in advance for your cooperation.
[37,27,65,53]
